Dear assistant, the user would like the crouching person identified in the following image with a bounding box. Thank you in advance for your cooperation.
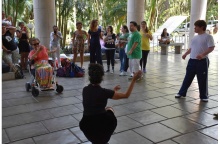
[79,63,142,144]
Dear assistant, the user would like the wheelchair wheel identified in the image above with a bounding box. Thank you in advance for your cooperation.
[25,82,31,92]
[56,85,64,93]
[32,87,39,97]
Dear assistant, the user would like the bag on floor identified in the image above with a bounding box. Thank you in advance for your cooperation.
[71,63,85,77]
[56,67,66,77]
[14,64,24,79]
[2,63,10,73]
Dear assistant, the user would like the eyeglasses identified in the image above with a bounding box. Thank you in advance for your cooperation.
[32,43,39,46]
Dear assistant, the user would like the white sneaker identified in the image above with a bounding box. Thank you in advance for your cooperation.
[119,72,124,76]
[123,72,127,76]
[175,94,186,98]
[110,70,114,74]
[201,99,208,102]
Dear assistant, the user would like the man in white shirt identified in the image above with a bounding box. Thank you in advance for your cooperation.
[175,20,215,102]
[50,25,63,69]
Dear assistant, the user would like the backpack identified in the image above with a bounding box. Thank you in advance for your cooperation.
[14,64,24,79]
[71,63,85,77]
[56,67,65,77]
[2,63,10,73]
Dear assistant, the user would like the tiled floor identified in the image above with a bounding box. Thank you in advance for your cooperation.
[2,49,218,144]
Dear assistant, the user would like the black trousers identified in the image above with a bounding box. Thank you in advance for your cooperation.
[124,54,129,72]
[90,44,103,65]
[178,58,209,99]
[140,50,150,69]
[80,110,117,144]
[105,49,115,67]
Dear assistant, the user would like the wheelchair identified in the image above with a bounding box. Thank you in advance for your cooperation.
[25,58,64,97]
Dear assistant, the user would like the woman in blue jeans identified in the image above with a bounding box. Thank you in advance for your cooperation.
[118,25,129,76]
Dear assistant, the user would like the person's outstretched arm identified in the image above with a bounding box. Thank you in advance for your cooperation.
[112,70,142,100]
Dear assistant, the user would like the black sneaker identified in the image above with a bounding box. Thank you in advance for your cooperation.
[106,70,110,73]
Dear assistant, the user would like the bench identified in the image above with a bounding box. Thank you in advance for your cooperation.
[159,43,184,55]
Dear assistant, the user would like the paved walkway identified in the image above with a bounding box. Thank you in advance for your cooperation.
[2,49,218,144]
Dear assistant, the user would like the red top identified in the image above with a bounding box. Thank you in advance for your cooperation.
[29,45,49,61]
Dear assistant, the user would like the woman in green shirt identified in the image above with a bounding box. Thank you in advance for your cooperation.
[119,25,129,76]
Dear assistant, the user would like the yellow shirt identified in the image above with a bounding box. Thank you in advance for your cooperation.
[140,30,152,50]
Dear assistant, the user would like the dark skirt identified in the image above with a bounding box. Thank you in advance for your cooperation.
[79,110,117,144]
[18,40,30,53]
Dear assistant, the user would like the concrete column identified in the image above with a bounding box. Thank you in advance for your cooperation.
[188,0,207,45]
[127,0,145,27]
[33,0,56,48]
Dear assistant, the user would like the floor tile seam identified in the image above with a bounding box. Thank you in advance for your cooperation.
[188,101,218,108]
[3,96,30,101]
[4,98,39,107]
[169,105,209,114]
[197,128,218,140]
[132,124,183,143]
[147,105,186,112]
[48,111,83,118]
[126,115,168,126]
[148,109,190,119]
[163,116,210,130]
[3,103,82,118]
[68,128,87,143]
[203,109,218,115]
[130,129,155,143]
[116,115,144,126]
[182,115,218,127]
[40,123,80,134]
[3,111,56,129]
[4,121,50,143]
[3,128,12,143]
[171,131,218,143]
[154,139,178,144]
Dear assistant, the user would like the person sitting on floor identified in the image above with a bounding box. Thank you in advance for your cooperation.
[28,38,57,90]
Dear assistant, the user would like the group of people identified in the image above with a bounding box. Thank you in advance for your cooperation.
[79,19,215,144]
[2,12,216,143]
[79,20,153,78]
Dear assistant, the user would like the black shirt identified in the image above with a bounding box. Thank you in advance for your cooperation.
[2,30,17,51]
[82,84,115,116]
[104,33,116,48]
[88,29,101,44]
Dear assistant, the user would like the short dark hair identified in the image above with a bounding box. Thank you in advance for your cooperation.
[88,63,104,84]
[130,21,138,27]
[194,20,207,31]
[53,25,57,28]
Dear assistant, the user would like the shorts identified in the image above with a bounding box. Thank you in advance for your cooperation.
[2,48,20,65]
[129,59,141,73]
[73,41,84,53]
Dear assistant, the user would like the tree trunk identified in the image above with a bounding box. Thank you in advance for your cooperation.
[7,0,10,16]
[3,0,7,14]
[58,0,61,28]
[13,0,19,26]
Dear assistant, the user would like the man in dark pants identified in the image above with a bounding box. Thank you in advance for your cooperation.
[175,20,215,102]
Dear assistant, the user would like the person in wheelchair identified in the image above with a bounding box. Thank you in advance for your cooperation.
[28,38,57,90]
